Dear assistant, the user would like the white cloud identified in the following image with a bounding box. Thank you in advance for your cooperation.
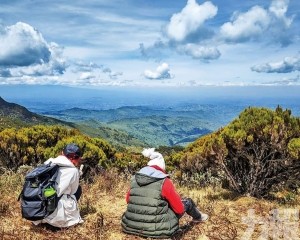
[220,0,294,44]
[0,22,66,77]
[177,44,220,60]
[79,72,95,80]
[144,63,172,80]
[220,6,270,42]
[138,1,220,63]
[0,21,124,86]
[251,55,300,73]
[166,0,217,42]
[140,0,296,66]
[0,22,51,66]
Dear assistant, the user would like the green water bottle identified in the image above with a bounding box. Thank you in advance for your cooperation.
[44,186,56,198]
[44,187,57,213]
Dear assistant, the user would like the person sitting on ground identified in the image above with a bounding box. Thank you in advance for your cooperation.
[33,143,83,228]
[121,148,208,239]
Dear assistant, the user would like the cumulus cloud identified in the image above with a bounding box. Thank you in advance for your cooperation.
[140,0,295,65]
[220,0,294,44]
[177,44,220,60]
[251,56,300,73]
[144,63,172,80]
[140,1,220,62]
[0,22,66,77]
[166,0,217,42]
[0,22,51,66]
[220,6,270,42]
[0,22,126,86]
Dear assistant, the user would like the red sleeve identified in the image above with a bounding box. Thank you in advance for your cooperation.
[126,190,130,203]
[161,178,184,215]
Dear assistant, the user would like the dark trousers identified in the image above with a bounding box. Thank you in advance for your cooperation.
[74,185,82,201]
[177,198,202,219]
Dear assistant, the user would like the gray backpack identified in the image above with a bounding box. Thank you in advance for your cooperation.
[19,162,60,221]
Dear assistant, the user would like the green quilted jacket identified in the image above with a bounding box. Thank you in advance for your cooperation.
[121,166,179,238]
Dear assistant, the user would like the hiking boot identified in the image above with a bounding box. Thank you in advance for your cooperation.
[192,213,209,223]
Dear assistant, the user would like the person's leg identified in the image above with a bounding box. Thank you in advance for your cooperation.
[74,185,82,201]
[181,198,208,222]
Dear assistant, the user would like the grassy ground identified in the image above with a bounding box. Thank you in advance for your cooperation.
[0,169,299,240]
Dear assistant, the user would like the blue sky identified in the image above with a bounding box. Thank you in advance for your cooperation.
[0,0,299,87]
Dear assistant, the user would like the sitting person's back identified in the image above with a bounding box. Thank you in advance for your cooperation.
[122,164,179,238]
[33,143,83,228]
[121,148,208,239]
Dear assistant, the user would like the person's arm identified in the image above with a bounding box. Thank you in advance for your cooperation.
[126,190,130,203]
[56,168,79,197]
[161,178,184,215]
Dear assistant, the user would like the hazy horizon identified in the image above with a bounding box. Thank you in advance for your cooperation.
[1,85,300,117]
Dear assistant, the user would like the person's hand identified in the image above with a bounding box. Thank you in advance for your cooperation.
[79,164,84,176]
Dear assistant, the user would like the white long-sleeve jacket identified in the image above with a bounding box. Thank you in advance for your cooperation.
[34,155,83,228]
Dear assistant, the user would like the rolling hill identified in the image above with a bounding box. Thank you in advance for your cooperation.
[42,106,220,146]
[0,97,146,148]
[0,96,73,130]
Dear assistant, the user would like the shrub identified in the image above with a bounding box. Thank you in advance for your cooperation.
[178,106,300,197]
[0,125,116,175]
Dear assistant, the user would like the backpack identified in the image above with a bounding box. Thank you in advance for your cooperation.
[18,162,60,221]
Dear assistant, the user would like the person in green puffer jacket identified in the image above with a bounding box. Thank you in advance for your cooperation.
[121,148,208,239]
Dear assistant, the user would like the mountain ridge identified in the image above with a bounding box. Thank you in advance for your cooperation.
[0,96,73,128]
[0,96,146,148]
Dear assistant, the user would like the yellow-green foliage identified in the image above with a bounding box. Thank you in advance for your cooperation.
[0,125,116,170]
[0,124,167,175]
[113,151,146,173]
[288,138,300,159]
[221,106,300,151]
[179,131,227,173]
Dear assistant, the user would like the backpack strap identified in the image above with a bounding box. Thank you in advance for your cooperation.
[48,165,62,201]
[49,165,60,184]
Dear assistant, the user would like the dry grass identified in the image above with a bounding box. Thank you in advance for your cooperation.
[0,170,300,240]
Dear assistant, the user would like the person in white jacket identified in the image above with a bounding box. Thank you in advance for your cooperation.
[33,143,83,228]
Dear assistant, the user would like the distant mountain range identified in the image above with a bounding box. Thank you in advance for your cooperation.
[42,106,224,146]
